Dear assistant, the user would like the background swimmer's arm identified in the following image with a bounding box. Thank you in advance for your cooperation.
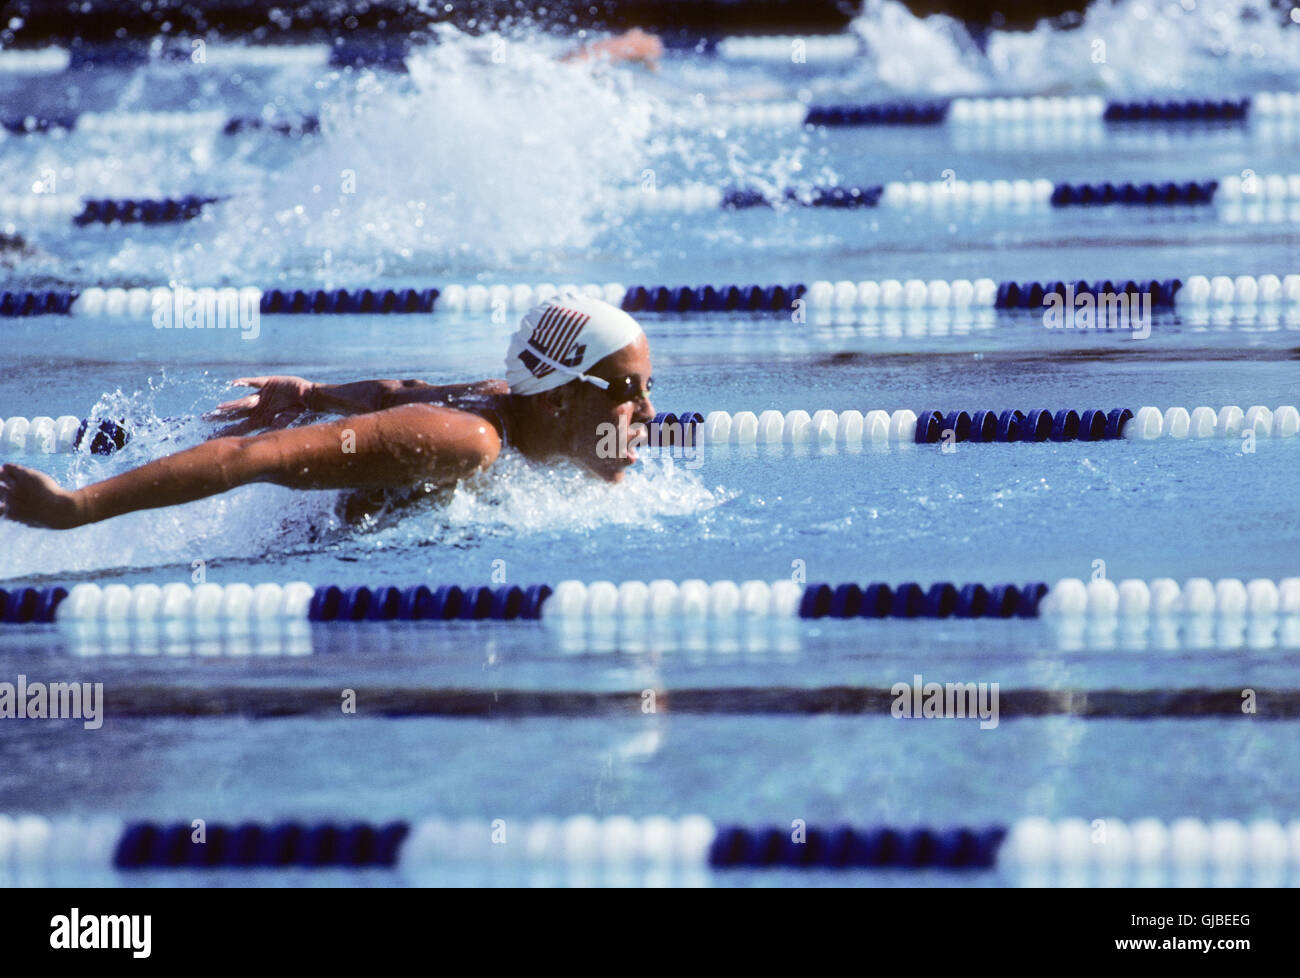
[8,405,501,529]
[561,28,663,68]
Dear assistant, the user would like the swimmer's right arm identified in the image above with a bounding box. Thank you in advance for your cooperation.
[0,404,501,529]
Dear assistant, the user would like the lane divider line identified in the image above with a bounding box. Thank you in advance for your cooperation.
[10,175,1299,229]
[5,406,1296,456]
[6,92,1300,134]
[622,175,1300,213]
[0,34,862,77]
[1,815,1297,871]
[2,577,1297,626]
[5,275,1300,318]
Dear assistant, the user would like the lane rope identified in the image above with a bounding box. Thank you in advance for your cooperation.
[0,43,389,73]
[5,275,1300,319]
[2,577,1297,626]
[6,92,1300,135]
[620,174,1300,212]
[0,35,864,76]
[8,175,1299,229]
[1,815,1298,871]
[4,406,1297,457]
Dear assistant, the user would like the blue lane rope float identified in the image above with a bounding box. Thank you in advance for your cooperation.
[1102,99,1249,122]
[719,185,884,209]
[5,273,1299,319]
[803,101,950,126]
[0,194,222,227]
[221,116,321,136]
[3,577,1297,626]
[1,815,1298,872]
[4,406,1296,456]
[72,196,221,225]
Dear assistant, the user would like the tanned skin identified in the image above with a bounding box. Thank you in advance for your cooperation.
[0,335,654,530]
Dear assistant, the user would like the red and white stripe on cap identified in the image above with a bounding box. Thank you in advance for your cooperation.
[525,303,591,380]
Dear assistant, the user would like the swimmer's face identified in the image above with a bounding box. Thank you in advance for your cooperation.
[548,334,654,483]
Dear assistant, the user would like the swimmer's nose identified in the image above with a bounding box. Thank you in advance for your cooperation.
[633,392,654,423]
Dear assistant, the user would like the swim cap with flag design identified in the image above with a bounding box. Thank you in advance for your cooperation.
[506,292,644,396]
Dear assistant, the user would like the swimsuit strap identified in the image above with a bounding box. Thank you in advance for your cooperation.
[445,391,510,448]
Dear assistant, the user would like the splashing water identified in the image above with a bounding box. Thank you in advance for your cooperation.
[180,30,662,283]
[849,0,990,94]
[848,0,1300,95]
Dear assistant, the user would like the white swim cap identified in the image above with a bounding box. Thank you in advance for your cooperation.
[506,291,643,396]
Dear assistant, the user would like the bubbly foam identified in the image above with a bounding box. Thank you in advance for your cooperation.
[185,30,661,282]
[849,0,1300,95]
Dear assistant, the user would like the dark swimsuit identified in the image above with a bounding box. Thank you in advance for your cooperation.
[443,390,511,447]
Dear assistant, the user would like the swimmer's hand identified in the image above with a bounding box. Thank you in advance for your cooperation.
[562,28,663,69]
[0,463,82,529]
[207,375,316,437]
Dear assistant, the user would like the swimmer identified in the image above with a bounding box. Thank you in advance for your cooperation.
[0,293,655,530]
[562,28,663,69]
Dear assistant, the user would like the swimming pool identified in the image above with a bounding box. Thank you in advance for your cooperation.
[2,1,1300,886]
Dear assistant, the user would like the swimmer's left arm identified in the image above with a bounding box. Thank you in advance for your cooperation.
[211,376,506,436]
[213,376,439,423]
[310,378,508,412]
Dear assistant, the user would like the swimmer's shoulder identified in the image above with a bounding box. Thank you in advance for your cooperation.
[390,402,503,474]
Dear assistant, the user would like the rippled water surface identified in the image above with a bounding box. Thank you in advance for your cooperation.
[1,0,1298,885]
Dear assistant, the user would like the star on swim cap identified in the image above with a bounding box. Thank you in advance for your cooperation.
[506,291,643,396]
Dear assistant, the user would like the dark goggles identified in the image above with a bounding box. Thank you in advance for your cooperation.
[586,373,653,403]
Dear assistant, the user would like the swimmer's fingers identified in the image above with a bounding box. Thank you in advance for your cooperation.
[204,393,262,422]
[210,392,261,414]
[0,463,79,528]
[210,377,270,406]
[209,377,311,424]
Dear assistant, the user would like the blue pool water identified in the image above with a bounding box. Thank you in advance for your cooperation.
[2,1,1299,885]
